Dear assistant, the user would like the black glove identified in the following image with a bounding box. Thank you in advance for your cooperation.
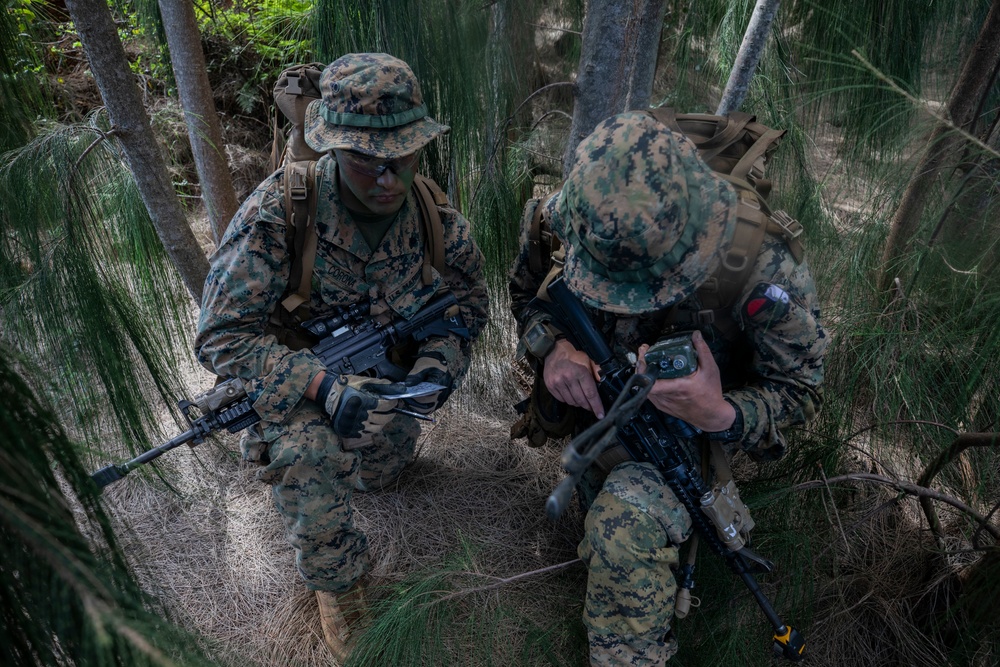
[317,374,404,442]
[402,351,454,415]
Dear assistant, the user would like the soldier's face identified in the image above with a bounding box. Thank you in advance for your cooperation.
[334,149,419,216]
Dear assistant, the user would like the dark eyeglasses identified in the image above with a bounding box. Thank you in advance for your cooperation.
[338,150,420,178]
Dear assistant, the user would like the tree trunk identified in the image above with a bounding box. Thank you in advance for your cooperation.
[716,0,781,116]
[878,0,1000,293]
[158,0,239,245]
[562,0,667,175]
[64,0,209,302]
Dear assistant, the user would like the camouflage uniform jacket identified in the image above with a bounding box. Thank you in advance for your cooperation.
[509,196,827,462]
[197,154,488,424]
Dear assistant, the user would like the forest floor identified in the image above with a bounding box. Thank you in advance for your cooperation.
[100,286,591,666]
[94,111,975,667]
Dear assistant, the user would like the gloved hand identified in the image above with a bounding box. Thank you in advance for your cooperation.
[402,351,454,415]
[317,374,404,442]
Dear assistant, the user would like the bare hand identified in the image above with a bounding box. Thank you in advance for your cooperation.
[542,339,605,418]
[636,331,735,432]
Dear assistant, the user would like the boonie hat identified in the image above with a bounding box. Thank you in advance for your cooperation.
[551,111,739,315]
[304,53,449,159]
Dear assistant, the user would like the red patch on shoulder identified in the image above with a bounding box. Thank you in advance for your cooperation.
[746,298,767,318]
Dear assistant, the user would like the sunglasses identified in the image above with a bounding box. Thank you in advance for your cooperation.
[338,150,420,178]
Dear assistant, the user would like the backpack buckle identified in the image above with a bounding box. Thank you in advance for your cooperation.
[771,210,803,240]
[287,168,309,201]
[697,309,716,326]
[285,71,306,96]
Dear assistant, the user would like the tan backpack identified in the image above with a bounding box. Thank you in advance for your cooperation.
[268,63,450,341]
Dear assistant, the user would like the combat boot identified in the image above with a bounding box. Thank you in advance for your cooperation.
[316,581,367,664]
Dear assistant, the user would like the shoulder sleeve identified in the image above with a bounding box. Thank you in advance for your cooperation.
[194,171,327,424]
[722,237,829,461]
[416,205,489,379]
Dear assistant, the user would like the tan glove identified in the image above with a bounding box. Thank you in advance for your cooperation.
[318,374,403,444]
[402,351,454,415]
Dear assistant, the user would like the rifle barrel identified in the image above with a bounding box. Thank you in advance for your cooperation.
[90,427,199,489]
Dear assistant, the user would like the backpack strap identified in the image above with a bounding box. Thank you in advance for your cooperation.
[767,209,805,264]
[277,168,451,324]
[645,107,755,163]
[280,160,319,314]
[412,174,449,285]
[695,112,755,164]
[675,189,769,337]
[527,189,562,274]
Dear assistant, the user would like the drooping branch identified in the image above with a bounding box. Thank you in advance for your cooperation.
[916,432,1000,545]
[793,471,1000,542]
[426,559,583,605]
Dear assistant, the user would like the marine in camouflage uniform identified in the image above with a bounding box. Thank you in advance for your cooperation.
[509,112,827,665]
[196,53,488,660]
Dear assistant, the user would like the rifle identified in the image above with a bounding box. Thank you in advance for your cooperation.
[90,292,469,490]
[536,276,805,661]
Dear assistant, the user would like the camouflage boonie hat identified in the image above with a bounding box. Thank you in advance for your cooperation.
[304,53,450,158]
[552,111,738,315]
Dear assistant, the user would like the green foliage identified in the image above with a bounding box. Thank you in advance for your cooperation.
[0,0,51,149]
[0,349,220,667]
[196,0,313,60]
[195,0,314,115]
[348,544,588,666]
[0,116,191,465]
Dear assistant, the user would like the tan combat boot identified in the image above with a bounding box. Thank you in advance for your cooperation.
[316,581,367,664]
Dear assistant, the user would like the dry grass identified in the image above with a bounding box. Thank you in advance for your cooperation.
[92,297,999,667]
[100,314,586,666]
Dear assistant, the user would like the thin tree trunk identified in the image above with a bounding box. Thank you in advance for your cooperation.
[716,0,781,116]
[64,0,209,302]
[562,0,667,175]
[878,0,1000,293]
[158,0,239,245]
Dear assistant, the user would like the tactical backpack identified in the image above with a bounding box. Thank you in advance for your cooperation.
[268,62,450,342]
[513,107,806,445]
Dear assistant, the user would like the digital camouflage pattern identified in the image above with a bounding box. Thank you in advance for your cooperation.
[508,114,827,665]
[197,152,488,591]
[255,401,420,591]
[304,53,450,159]
[579,462,691,665]
[554,112,738,315]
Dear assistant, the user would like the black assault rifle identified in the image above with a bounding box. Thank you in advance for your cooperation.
[535,276,805,661]
[90,292,469,490]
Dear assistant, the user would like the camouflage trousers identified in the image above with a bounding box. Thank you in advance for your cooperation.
[245,400,419,593]
[578,461,693,666]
